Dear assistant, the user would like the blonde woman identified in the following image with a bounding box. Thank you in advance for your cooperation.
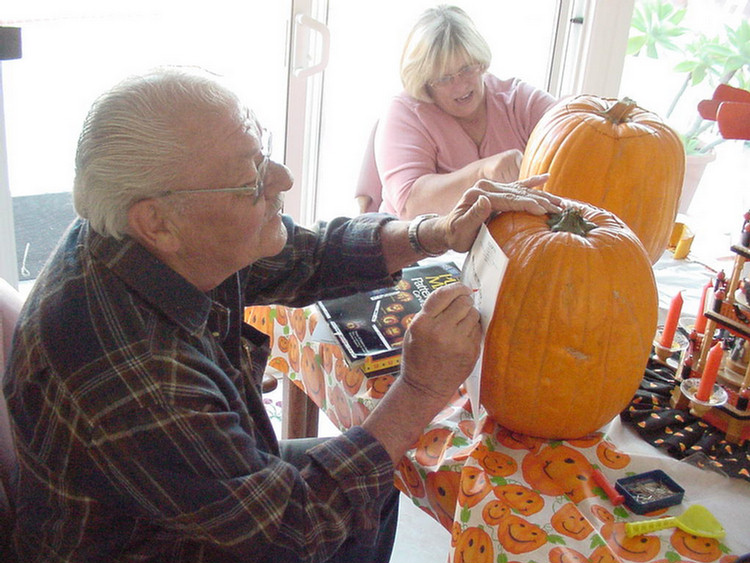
[372,5,557,219]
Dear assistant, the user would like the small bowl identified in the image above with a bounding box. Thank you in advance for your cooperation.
[615,470,684,514]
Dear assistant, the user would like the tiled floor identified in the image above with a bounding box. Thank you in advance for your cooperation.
[391,496,450,562]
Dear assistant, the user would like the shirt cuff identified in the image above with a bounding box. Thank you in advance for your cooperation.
[306,426,394,507]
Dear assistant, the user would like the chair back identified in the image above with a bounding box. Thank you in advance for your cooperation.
[354,121,383,214]
[0,277,23,561]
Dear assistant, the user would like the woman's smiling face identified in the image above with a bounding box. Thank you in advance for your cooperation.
[427,57,486,119]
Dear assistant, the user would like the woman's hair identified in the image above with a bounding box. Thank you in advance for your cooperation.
[400,5,492,102]
[73,66,242,239]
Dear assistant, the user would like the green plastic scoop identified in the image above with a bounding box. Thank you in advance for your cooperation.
[625,505,726,539]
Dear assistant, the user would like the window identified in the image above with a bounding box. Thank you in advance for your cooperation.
[1,0,291,289]
[618,0,750,269]
[2,0,628,287]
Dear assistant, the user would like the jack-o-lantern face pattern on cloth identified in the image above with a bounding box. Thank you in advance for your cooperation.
[497,515,548,554]
[607,523,662,562]
[493,483,545,516]
[260,305,741,563]
[670,529,724,563]
[454,526,494,563]
[522,445,596,503]
[551,502,594,540]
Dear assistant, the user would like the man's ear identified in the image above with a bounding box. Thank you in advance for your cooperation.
[127,199,181,254]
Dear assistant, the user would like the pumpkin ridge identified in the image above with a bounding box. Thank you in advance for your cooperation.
[558,231,603,433]
[541,242,579,428]
[590,246,615,427]
[483,216,544,417]
[523,232,565,425]
[500,223,547,410]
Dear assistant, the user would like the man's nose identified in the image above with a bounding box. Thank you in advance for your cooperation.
[266,160,294,194]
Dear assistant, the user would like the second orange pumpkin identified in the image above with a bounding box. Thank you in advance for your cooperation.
[520,95,685,263]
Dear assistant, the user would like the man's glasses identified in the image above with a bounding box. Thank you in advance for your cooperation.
[428,63,486,90]
[155,129,273,205]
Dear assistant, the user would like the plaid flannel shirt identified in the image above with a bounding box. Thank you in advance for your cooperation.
[4,213,399,562]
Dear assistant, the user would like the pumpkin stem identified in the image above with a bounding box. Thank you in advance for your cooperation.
[547,207,597,236]
[604,97,637,124]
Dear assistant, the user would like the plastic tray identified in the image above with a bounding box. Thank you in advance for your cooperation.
[614,470,684,514]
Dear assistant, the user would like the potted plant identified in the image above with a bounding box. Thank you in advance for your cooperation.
[626,0,750,212]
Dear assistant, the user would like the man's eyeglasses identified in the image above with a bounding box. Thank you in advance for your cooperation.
[155,129,273,205]
[428,63,486,90]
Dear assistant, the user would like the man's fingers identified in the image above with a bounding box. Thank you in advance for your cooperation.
[419,283,475,319]
[469,184,562,215]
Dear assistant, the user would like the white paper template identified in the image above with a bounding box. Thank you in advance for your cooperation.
[460,223,509,422]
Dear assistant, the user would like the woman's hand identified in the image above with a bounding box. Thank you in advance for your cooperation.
[418,174,564,254]
[479,149,523,184]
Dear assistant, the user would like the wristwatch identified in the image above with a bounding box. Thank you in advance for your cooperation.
[407,213,443,257]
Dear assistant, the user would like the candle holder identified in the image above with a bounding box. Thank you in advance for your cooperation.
[653,325,689,367]
[680,377,729,408]
[667,210,750,446]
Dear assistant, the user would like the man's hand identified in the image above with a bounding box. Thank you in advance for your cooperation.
[420,175,564,254]
[361,283,482,464]
[399,283,481,400]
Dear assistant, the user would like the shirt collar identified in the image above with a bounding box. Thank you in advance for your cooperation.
[87,223,212,336]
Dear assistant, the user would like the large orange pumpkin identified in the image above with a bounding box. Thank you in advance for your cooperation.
[481,203,657,438]
[519,95,685,263]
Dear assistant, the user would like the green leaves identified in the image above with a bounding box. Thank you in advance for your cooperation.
[627,0,687,58]
[628,0,750,152]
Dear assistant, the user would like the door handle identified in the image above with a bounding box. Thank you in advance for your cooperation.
[293,13,330,78]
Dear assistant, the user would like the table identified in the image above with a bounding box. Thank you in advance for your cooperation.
[247,302,750,563]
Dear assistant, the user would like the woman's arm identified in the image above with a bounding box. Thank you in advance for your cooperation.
[401,149,522,219]
[379,176,562,273]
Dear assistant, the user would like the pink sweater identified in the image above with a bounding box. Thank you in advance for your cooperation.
[374,74,556,216]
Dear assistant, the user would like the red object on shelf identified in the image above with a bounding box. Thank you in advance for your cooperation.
[698,84,750,141]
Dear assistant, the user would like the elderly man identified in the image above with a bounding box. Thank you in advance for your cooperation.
[3,67,560,562]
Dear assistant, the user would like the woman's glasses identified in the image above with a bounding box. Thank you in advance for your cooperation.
[428,63,486,90]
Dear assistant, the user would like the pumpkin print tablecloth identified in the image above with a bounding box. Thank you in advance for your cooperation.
[247,305,750,563]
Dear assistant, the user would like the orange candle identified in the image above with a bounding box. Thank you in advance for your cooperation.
[694,281,711,334]
[660,292,683,348]
[696,342,723,401]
